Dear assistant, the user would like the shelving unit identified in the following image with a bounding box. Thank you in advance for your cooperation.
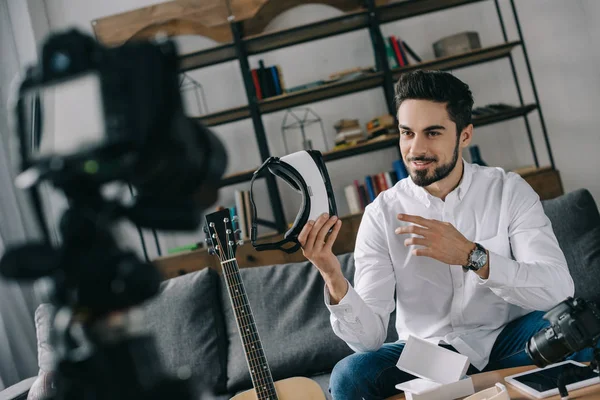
[196,0,553,234]
[94,0,556,238]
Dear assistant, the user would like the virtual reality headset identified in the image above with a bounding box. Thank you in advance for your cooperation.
[249,150,337,254]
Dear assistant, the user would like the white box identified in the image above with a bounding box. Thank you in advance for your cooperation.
[395,335,475,400]
[396,376,474,400]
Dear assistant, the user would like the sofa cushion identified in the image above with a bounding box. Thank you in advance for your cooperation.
[542,188,600,303]
[221,252,397,393]
[29,267,229,397]
[143,267,228,395]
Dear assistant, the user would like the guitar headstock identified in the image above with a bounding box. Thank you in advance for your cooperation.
[204,209,243,261]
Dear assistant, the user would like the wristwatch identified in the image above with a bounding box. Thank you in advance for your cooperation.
[463,242,488,272]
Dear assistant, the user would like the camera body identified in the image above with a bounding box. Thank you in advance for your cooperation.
[526,297,600,367]
[19,29,225,219]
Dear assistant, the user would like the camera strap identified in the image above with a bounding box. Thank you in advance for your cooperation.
[249,150,337,254]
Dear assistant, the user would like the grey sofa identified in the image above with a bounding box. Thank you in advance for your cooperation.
[2,188,599,400]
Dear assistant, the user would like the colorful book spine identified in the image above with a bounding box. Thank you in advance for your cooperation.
[393,159,409,181]
[344,185,361,214]
[397,38,409,66]
[251,69,262,100]
[390,36,405,67]
[385,40,399,69]
[276,65,286,93]
[365,176,376,202]
[353,180,365,210]
[402,40,422,63]
[258,59,271,98]
[270,66,281,95]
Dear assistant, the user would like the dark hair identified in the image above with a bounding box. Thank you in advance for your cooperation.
[394,70,474,134]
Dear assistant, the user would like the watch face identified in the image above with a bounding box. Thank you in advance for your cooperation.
[472,249,487,268]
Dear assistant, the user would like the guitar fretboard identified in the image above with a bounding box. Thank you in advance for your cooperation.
[222,259,278,400]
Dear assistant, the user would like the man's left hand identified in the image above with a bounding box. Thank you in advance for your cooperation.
[395,213,475,266]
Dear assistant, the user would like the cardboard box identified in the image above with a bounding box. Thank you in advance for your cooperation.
[395,335,475,400]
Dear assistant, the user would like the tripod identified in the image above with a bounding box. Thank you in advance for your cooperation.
[1,184,197,400]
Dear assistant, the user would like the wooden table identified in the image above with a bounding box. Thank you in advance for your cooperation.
[385,365,600,399]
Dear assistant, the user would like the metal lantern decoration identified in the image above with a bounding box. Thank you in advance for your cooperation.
[280,108,329,154]
[179,73,209,116]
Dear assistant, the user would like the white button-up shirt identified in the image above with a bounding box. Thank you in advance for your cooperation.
[325,160,574,370]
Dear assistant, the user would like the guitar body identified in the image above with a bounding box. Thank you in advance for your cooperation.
[231,377,326,400]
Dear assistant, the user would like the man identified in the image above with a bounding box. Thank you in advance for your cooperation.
[298,70,593,399]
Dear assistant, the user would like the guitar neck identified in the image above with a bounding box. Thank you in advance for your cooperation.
[221,258,278,400]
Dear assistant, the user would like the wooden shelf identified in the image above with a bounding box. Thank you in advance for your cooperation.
[323,134,400,162]
[155,166,561,279]
[260,72,384,114]
[219,168,256,187]
[196,104,250,127]
[244,10,370,55]
[472,103,537,127]
[378,0,487,24]
[179,43,237,71]
[194,72,383,127]
[391,41,522,79]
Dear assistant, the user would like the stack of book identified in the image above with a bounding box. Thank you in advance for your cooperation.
[344,160,409,214]
[366,114,397,139]
[385,35,421,69]
[251,59,286,100]
[334,119,366,146]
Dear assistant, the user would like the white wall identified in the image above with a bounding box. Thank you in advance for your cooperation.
[34,0,600,258]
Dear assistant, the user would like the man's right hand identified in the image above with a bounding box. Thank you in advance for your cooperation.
[298,213,348,304]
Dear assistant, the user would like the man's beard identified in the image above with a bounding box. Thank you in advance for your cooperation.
[405,136,460,187]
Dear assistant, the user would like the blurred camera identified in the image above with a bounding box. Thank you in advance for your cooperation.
[1,28,228,400]
[526,297,600,368]
[16,28,226,223]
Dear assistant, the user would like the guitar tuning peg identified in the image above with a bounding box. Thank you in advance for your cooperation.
[208,247,216,256]
[232,215,239,222]
[234,229,242,236]
[236,240,244,246]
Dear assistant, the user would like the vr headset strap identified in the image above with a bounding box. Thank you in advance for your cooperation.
[249,158,302,254]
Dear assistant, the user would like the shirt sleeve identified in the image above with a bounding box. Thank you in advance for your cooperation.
[324,202,396,352]
[477,173,574,311]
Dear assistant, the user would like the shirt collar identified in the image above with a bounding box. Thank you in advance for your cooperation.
[455,158,473,201]
[405,158,473,205]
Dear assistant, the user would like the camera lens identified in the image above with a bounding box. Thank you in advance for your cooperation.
[526,326,572,368]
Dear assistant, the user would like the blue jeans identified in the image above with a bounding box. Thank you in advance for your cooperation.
[329,311,596,400]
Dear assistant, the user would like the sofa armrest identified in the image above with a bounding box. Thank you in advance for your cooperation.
[0,377,36,400]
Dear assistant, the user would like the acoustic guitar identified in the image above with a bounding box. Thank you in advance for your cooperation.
[205,209,326,400]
